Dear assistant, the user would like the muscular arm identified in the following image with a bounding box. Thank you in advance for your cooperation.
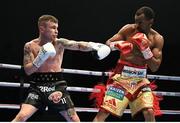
[23,43,38,75]
[146,35,164,72]
[106,24,131,45]
[57,38,94,51]
[57,38,111,60]
[106,33,123,46]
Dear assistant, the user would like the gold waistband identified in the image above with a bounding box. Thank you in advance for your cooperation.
[112,74,150,95]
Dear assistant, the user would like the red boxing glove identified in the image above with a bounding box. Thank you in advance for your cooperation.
[109,41,133,55]
[131,32,153,59]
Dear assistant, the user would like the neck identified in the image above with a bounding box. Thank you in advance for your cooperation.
[138,28,151,35]
[144,28,151,35]
[38,35,52,45]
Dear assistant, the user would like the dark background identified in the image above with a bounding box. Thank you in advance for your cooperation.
[0,0,180,121]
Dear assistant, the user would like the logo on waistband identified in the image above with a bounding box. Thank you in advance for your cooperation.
[38,86,55,92]
[106,86,125,100]
[28,93,39,100]
[122,66,146,78]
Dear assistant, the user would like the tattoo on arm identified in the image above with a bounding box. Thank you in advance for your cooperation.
[24,44,34,65]
[64,40,80,49]
[57,38,90,51]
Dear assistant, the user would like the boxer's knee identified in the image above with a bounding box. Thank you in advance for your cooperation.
[143,108,155,121]
[93,110,110,122]
[71,113,80,122]
[61,108,80,122]
[68,108,80,122]
[143,108,154,116]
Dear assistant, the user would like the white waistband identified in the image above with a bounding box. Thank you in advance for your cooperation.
[122,65,147,78]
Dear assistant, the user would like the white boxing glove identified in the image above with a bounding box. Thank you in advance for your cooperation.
[88,42,111,60]
[33,42,56,68]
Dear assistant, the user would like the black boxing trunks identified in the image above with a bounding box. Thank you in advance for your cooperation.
[24,72,74,111]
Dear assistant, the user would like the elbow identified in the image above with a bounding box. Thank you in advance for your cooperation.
[24,66,35,76]
[148,57,162,72]
[150,67,158,72]
[149,62,161,72]
[106,40,111,46]
[24,69,32,76]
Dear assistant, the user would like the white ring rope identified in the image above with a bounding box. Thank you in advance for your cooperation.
[0,81,180,97]
[0,104,180,115]
[1,63,180,81]
[0,63,22,70]
[1,64,180,116]
[0,82,100,93]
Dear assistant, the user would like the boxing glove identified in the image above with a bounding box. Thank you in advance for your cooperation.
[88,42,111,60]
[109,41,133,55]
[33,42,56,68]
[131,32,153,59]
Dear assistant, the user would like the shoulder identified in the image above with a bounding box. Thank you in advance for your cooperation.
[120,24,135,31]
[151,29,164,42]
[118,24,136,34]
[117,24,136,39]
[24,39,39,49]
[151,29,164,48]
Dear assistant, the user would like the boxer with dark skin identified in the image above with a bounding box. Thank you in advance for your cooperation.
[93,6,164,122]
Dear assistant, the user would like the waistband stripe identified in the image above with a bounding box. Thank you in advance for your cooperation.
[122,66,147,78]
[27,72,63,82]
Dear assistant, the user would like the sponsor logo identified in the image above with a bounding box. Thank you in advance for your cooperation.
[122,66,146,78]
[38,86,55,92]
[41,47,47,54]
[106,86,125,100]
[142,87,151,92]
[28,93,39,100]
[60,97,67,104]
[104,98,117,111]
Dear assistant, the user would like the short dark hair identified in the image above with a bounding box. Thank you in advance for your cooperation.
[135,6,155,20]
[38,15,58,27]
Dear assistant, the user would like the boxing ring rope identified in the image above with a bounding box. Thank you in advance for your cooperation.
[1,81,180,115]
[0,81,180,97]
[1,63,180,115]
[1,63,180,81]
[0,104,180,115]
[0,82,100,93]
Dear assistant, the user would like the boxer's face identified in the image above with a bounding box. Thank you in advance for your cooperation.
[135,14,153,33]
[40,21,58,42]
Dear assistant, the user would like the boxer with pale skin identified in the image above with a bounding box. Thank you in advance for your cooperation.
[12,15,110,122]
